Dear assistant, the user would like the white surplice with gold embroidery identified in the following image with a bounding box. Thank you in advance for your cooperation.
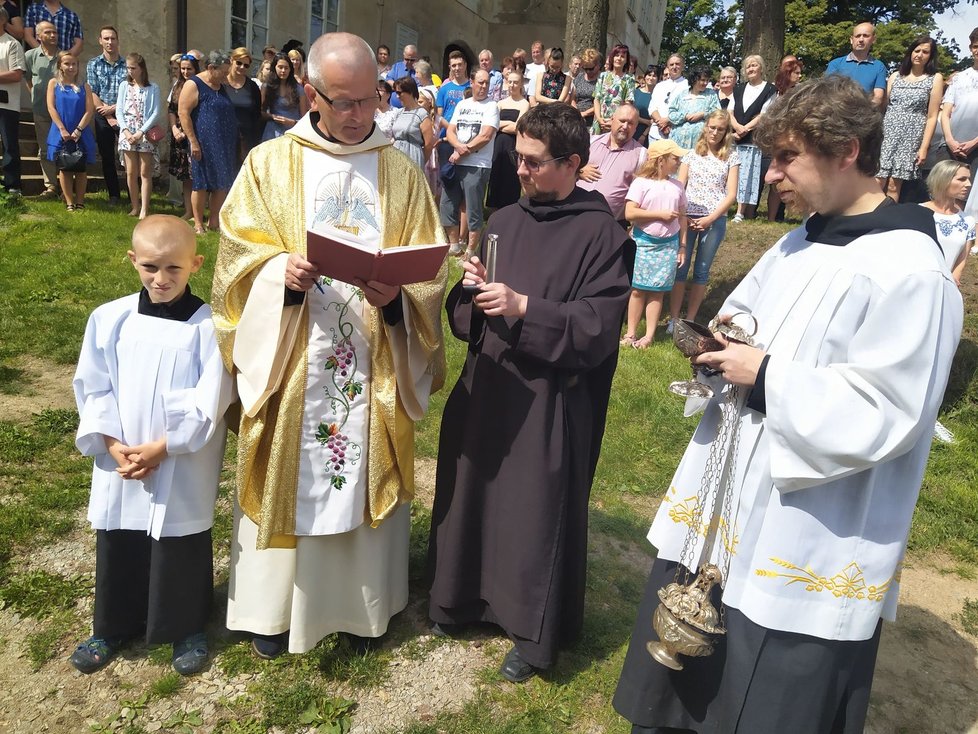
[648,225,962,642]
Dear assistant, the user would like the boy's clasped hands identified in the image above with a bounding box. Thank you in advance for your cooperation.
[104,436,168,480]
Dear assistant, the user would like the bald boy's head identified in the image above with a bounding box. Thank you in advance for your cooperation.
[129,215,203,304]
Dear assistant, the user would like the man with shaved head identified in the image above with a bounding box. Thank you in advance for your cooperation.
[826,22,887,107]
[213,32,447,660]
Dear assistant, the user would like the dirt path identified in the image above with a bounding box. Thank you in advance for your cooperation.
[2,362,977,733]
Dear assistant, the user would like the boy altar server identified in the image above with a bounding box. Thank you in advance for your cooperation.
[71,215,234,676]
[614,76,962,733]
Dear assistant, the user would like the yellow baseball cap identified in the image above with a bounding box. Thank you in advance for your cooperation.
[647,138,688,159]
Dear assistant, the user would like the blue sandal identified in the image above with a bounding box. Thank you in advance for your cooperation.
[69,635,125,674]
[172,632,208,676]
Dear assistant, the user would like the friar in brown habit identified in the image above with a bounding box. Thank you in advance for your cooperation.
[426,102,631,683]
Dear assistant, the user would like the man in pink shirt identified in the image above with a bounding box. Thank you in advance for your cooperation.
[577,103,648,222]
[577,103,647,274]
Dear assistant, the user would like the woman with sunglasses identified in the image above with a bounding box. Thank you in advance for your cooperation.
[572,48,602,129]
[225,48,262,169]
[178,49,236,233]
[390,76,435,171]
[261,52,308,142]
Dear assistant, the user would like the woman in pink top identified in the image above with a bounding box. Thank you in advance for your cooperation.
[621,139,688,348]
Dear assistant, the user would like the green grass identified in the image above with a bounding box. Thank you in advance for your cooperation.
[1,194,978,732]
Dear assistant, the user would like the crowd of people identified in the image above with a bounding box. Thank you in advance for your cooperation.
[0,6,972,731]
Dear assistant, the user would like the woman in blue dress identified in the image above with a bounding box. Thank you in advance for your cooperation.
[46,52,96,211]
[178,50,237,234]
[261,53,308,142]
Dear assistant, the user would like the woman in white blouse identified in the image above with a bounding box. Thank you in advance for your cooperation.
[921,160,974,285]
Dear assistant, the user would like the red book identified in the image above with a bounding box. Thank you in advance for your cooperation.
[306,227,449,287]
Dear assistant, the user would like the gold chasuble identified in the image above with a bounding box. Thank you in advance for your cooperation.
[212,119,446,550]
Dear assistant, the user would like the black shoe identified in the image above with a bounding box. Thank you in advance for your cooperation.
[251,631,288,659]
[108,196,122,206]
[343,632,377,655]
[429,621,460,638]
[499,645,538,683]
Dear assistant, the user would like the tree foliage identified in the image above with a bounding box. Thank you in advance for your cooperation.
[784,0,966,74]
[658,0,738,70]
[662,0,975,76]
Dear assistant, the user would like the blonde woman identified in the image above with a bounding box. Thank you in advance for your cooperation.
[669,110,739,329]
[46,52,95,211]
[921,160,974,285]
[117,53,162,218]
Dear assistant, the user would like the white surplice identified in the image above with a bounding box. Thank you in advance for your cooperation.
[73,294,234,539]
[649,225,962,642]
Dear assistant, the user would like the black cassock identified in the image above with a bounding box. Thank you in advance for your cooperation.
[427,188,631,668]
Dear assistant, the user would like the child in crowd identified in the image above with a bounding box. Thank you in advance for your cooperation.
[71,215,234,676]
[622,139,688,348]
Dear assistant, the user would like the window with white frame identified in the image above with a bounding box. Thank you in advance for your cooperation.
[231,0,269,56]
[310,0,339,42]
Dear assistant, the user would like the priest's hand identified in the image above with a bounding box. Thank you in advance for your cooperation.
[474,282,528,318]
[354,279,400,307]
[693,334,767,387]
[285,252,320,292]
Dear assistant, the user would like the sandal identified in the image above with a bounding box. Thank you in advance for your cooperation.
[75,203,85,211]
[68,635,125,674]
[194,225,206,235]
[172,632,208,676]
[632,336,653,349]
[65,204,75,212]
[619,335,636,346]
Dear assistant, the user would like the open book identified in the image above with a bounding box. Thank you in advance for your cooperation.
[306,226,449,287]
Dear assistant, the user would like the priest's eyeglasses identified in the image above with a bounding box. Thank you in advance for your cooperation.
[310,84,382,114]
[507,151,566,172]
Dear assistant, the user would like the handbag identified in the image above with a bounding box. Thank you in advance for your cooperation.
[146,124,166,143]
[437,140,456,183]
[54,140,86,173]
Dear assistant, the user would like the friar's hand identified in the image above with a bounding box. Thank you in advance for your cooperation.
[355,279,400,307]
[693,334,766,387]
[285,252,320,292]
[461,256,487,289]
[474,282,528,318]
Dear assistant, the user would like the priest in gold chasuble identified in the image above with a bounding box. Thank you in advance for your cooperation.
[211,33,446,655]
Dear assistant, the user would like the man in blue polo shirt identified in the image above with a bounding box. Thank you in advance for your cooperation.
[386,44,418,109]
[825,22,887,108]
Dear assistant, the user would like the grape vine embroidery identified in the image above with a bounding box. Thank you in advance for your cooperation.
[315,289,364,489]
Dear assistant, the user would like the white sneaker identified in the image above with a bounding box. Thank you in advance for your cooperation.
[731,214,745,224]
[448,242,464,257]
[971,245,978,256]
[933,420,954,444]
[666,319,676,335]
